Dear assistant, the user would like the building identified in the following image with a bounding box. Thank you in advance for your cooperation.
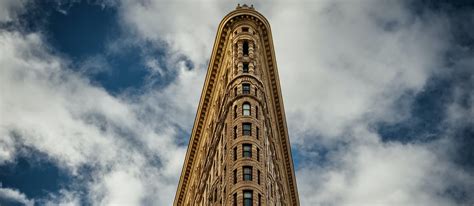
[174,4,299,206]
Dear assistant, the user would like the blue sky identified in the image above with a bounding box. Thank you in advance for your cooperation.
[0,0,473,205]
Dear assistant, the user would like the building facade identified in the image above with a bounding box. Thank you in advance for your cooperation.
[174,5,299,206]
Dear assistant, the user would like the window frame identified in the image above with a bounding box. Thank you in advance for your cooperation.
[243,102,251,116]
[243,190,253,206]
[243,166,253,181]
[242,144,252,158]
[242,83,250,94]
[242,123,252,136]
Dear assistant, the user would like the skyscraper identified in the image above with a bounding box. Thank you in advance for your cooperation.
[174,4,299,205]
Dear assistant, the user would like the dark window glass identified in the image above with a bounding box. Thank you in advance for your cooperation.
[234,147,237,161]
[234,126,237,139]
[243,166,252,181]
[242,27,249,32]
[234,193,237,206]
[234,169,237,184]
[243,41,249,55]
[255,88,257,97]
[242,84,250,94]
[243,190,253,206]
[234,105,237,119]
[243,144,252,158]
[242,123,252,136]
[258,194,261,206]
[243,63,249,73]
[234,87,237,96]
[243,103,251,116]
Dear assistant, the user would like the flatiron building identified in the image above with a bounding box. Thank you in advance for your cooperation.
[174,4,299,206]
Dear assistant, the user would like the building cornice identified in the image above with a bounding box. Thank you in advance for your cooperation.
[174,7,299,205]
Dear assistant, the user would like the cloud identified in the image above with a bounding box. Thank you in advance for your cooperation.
[0,185,34,206]
[0,29,184,204]
[1,0,473,205]
[0,0,28,23]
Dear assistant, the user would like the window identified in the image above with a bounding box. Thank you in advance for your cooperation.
[256,127,259,139]
[214,188,217,202]
[233,193,237,206]
[258,194,261,206]
[242,83,250,94]
[256,106,259,119]
[234,87,237,96]
[243,166,252,181]
[243,190,253,206]
[243,144,252,158]
[243,41,249,55]
[234,126,237,139]
[234,147,237,161]
[242,27,249,32]
[234,105,238,118]
[243,103,251,116]
[257,148,260,161]
[255,88,257,97]
[234,169,237,184]
[258,170,261,184]
[243,63,249,73]
[242,123,252,136]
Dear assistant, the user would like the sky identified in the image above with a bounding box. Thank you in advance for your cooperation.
[0,0,473,205]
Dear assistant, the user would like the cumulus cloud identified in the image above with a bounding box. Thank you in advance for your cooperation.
[0,185,34,206]
[0,29,184,204]
[1,0,473,205]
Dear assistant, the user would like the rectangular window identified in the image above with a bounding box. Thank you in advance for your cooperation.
[243,144,252,158]
[234,147,237,161]
[243,190,253,206]
[234,87,237,96]
[242,83,250,94]
[234,106,237,119]
[243,41,249,55]
[258,194,261,206]
[243,103,251,116]
[242,27,249,32]
[243,166,252,181]
[233,193,237,206]
[242,123,252,136]
[255,88,257,97]
[256,106,258,119]
[234,169,237,184]
[234,126,238,139]
[243,63,249,73]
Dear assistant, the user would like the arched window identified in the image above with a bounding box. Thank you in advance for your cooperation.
[243,102,251,116]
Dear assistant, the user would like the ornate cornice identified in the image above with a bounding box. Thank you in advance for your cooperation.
[174,7,299,205]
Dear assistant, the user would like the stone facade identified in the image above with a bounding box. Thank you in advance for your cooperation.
[174,4,299,206]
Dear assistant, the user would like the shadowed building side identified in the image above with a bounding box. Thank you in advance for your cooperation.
[174,4,299,206]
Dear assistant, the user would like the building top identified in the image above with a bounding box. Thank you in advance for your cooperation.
[236,3,255,10]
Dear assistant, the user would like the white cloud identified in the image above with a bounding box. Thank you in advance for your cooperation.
[0,185,34,206]
[1,0,473,205]
[0,30,185,205]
